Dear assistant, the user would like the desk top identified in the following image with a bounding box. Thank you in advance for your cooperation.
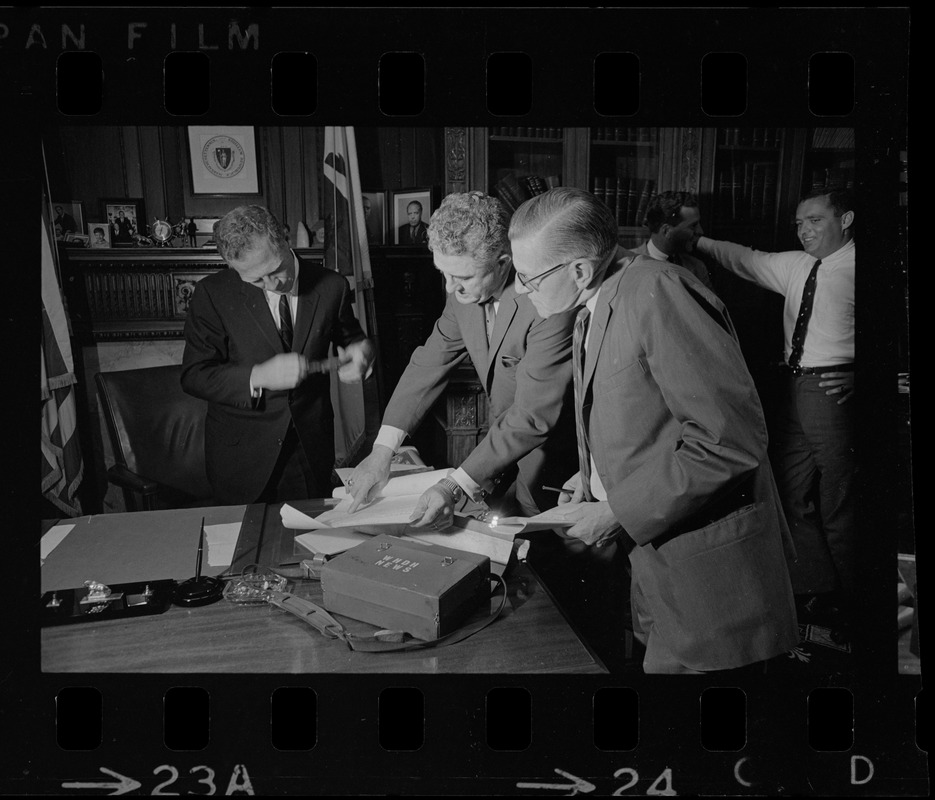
[41,504,606,675]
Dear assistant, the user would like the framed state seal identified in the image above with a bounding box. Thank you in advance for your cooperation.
[187,126,261,196]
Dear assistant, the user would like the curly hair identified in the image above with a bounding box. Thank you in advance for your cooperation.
[643,190,699,233]
[214,205,289,262]
[508,187,618,264]
[427,191,510,265]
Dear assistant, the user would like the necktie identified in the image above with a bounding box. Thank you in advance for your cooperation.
[669,252,683,267]
[788,259,821,368]
[279,293,293,351]
[572,307,595,502]
[483,300,496,344]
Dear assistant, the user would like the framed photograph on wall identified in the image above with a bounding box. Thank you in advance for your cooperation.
[392,187,433,245]
[51,201,84,241]
[187,126,261,196]
[87,223,111,249]
[361,190,387,245]
[101,198,145,247]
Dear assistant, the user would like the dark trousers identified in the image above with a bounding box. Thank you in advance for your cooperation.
[771,373,856,597]
[255,422,325,504]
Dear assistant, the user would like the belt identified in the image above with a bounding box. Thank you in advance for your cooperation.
[783,362,854,376]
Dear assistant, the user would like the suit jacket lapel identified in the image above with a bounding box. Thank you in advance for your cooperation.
[292,258,321,354]
[241,281,285,354]
[484,290,517,389]
[456,299,489,384]
[583,260,627,393]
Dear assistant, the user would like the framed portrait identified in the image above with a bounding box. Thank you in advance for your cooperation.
[187,126,261,196]
[101,198,145,247]
[361,190,387,245]
[392,187,434,245]
[87,222,112,249]
[51,201,84,241]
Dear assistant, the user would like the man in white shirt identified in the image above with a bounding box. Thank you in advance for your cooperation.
[696,188,856,639]
[346,191,578,528]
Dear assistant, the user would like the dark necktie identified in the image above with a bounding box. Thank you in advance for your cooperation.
[483,299,496,344]
[279,293,293,351]
[788,259,821,368]
[669,252,683,267]
[572,307,595,502]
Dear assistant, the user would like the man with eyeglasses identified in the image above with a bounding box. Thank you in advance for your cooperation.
[182,205,375,505]
[346,191,578,529]
[509,187,798,675]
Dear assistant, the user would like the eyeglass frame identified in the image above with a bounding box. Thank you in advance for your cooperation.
[515,257,581,291]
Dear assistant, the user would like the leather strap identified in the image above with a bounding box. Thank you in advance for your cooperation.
[267,574,508,653]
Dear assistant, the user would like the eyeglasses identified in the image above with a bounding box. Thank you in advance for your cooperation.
[515,258,579,291]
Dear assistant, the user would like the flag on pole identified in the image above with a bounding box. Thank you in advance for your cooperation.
[41,211,84,515]
[322,126,380,467]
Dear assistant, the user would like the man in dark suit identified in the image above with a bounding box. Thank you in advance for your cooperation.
[636,190,715,292]
[397,200,429,245]
[510,187,798,674]
[181,205,375,505]
[347,191,578,529]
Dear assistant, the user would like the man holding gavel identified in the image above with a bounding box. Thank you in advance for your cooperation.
[181,205,375,505]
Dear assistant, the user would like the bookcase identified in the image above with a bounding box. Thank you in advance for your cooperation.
[802,127,855,195]
[587,126,662,247]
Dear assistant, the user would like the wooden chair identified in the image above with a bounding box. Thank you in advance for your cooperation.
[95,364,214,511]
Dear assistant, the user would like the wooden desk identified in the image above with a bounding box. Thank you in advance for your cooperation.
[41,504,606,674]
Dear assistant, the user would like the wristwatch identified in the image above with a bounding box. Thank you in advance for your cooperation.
[437,477,464,503]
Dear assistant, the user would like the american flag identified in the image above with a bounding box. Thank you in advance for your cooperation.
[41,210,84,515]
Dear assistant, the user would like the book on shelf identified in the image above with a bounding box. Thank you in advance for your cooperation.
[762,162,777,222]
[615,177,625,225]
[627,179,640,226]
[545,174,562,189]
[750,162,766,221]
[634,179,655,228]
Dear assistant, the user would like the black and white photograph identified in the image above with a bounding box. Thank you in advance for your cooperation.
[22,6,920,799]
[102,199,144,247]
[361,189,386,245]
[392,187,433,245]
[51,201,83,241]
[86,222,111,249]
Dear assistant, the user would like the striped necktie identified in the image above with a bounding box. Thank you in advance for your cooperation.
[788,259,821,368]
[572,307,595,502]
[279,293,294,351]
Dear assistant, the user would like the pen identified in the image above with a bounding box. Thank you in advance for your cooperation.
[195,517,205,580]
[542,485,574,494]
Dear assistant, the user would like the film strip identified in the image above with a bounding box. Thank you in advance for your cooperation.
[4,6,922,797]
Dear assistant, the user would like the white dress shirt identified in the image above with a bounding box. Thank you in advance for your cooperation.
[249,252,301,398]
[697,237,854,367]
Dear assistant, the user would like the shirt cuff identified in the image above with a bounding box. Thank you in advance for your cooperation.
[451,467,483,502]
[374,425,407,452]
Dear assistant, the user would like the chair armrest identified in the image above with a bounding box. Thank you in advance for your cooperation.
[107,464,159,498]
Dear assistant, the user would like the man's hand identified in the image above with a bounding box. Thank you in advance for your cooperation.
[548,500,622,548]
[346,445,394,513]
[819,371,854,404]
[557,471,584,505]
[250,353,309,391]
[409,484,457,529]
[338,339,375,384]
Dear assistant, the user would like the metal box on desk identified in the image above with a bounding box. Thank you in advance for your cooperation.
[320,534,491,641]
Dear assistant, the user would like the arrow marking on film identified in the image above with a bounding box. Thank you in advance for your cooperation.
[517,768,596,794]
[62,767,142,795]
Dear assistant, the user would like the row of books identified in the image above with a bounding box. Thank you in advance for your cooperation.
[592,177,655,228]
[811,127,855,149]
[714,161,779,223]
[490,127,563,139]
[809,167,855,192]
[593,127,657,143]
[85,271,186,320]
[718,128,785,148]
[493,173,561,213]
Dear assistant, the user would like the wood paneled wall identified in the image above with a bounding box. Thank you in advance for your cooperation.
[46,125,444,245]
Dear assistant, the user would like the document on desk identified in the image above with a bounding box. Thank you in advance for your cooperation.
[40,523,75,565]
